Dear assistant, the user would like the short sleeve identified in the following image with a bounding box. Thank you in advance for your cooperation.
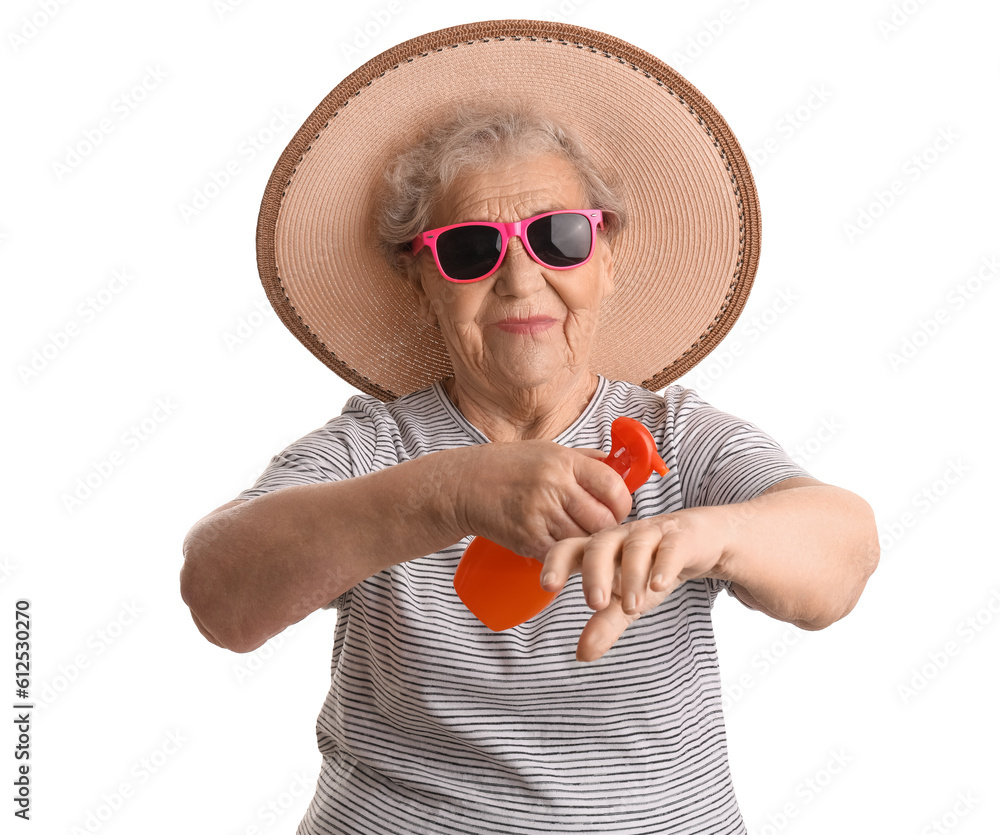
[664,386,813,605]
[235,451,338,501]
[234,394,400,502]
[666,386,812,508]
[231,394,404,610]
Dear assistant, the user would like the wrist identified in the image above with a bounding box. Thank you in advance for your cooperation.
[694,502,747,584]
[434,445,481,542]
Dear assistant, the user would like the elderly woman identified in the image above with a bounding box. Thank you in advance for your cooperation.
[181,22,877,835]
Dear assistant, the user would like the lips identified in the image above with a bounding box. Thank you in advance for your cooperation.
[493,316,558,335]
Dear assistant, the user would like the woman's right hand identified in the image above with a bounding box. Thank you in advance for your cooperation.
[451,441,633,561]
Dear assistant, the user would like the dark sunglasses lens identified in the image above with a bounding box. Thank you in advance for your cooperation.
[437,226,502,281]
[526,213,592,267]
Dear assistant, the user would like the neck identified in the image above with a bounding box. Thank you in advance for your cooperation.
[443,371,600,442]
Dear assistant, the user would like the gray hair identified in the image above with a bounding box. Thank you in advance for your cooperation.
[376,106,628,273]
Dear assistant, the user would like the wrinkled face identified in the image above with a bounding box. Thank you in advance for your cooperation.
[409,154,616,394]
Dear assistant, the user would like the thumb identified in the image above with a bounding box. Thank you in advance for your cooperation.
[573,447,610,460]
[577,598,637,662]
[572,449,633,524]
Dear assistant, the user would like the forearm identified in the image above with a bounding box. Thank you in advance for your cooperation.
[713,482,880,629]
[539,478,880,660]
[180,448,468,652]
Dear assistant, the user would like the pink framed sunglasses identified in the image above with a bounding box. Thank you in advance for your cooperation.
[411,209,604,283]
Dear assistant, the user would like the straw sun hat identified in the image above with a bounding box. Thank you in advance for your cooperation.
[256,19,759,401]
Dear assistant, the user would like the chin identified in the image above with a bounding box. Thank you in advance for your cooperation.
[494,358,582,391]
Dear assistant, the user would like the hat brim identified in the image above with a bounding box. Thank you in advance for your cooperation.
[257,19,760,401]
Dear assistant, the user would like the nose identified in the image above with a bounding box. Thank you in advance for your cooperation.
[493,236,545,297]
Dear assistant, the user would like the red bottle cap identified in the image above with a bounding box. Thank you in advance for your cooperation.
[602,416,669,493]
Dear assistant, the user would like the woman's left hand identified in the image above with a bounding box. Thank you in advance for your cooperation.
[539,505,732,662]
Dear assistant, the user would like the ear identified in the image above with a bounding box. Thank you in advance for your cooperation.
[406,257,438,327]
[596,238,616,301]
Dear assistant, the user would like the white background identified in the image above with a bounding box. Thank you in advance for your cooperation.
[4,0,999,833]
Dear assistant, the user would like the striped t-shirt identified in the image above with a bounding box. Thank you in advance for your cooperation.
[235,377,810,834]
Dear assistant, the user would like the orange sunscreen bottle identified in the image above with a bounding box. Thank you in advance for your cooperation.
[453,416,669,631]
